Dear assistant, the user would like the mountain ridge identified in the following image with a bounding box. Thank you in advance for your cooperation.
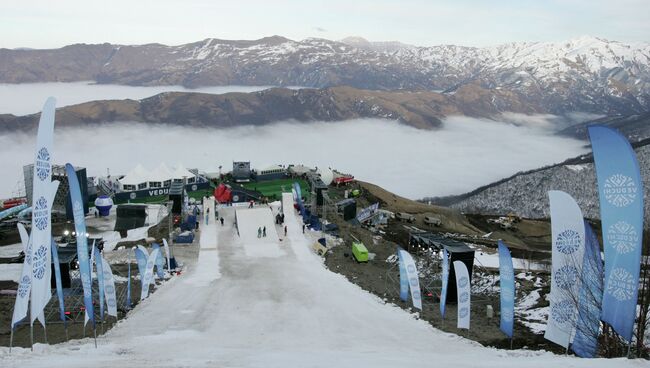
[1,35,649,116]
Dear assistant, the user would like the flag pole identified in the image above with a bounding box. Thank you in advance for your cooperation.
[93,326,97,348]
[43,324,48,343]
[30,323,34,352]
[9,329,14,353]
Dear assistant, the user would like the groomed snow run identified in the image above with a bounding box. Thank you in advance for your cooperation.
[0,196,643,367]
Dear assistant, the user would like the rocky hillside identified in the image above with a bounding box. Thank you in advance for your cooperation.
[0,85,543,131]
[1,35,649,115]
[429,139,650,221]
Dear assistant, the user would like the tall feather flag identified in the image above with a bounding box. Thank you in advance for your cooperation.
[572,221,604,358]
[101,258,118,317]
[453,261,471,330]
[51,239,66,326]
[546,190,586,348]
[398,248,422,310]
[588,125,644,342]
[498,241,515,339]
[30,97,60,326]
[66,164,95,327]
[94,245,105,322]
[141,248,160,300]
[440,248,449,319]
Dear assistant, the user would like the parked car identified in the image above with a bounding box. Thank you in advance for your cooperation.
[424,215,442,226]
[395,212,416,223]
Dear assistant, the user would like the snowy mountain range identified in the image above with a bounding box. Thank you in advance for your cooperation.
[1,35,649,116]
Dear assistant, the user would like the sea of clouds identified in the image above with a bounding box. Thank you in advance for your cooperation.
[0,117,588,199]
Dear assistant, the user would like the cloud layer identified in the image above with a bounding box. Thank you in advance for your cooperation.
[0,117,588,199]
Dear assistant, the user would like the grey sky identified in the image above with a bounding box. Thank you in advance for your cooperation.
[1,0,647,48]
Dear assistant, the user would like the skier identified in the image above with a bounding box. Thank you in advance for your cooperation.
[257,227,262,238]
[284,225,288,237]
[262,226,266,237]
[220,217,224,226]
[302,224,305,233]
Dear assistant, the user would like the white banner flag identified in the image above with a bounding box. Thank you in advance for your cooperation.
[545,190,586,348]
[398,249,422,310]
[162,238,172,273]
[453,261,471,330]
[101,258,118,317]
[141,248,159,300]
[30,97,59,326]
[12,223,34,328]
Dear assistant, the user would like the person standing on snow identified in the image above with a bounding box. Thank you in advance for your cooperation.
[284,225,288,237]
[257,227,262,238]
[262,226,266,237]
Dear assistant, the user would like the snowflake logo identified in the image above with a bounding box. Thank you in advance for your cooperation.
[606,268,636,301]
[459,291,469,303]
[18,275,30,298]
[501,288,514,302]
[407,265,416,273]
[458,276,469,288]
[412,290,421,300]
[35,147,51,181]
[107,297,116,308]
[409,277,418,288]
[33,196,49,230]
[604,174,637,208]
[32,245,48,280]
[459,307,469,319]
[556,230,581,254]
[607,221,638,254]
[551,299,574,326]
[555,265,579,290]
[105,284,115,295]
[501,309,513,322]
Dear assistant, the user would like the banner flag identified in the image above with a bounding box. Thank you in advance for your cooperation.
[51,239,66,324]
[30,97,59,326]
[141,248,160,300]
[572,221,604,358]
[498,241,515,339]
[152,243,165,279]
[453,260,471,330]
[65,164,95,327]
[11,223,34,329]
[545,190,586,348]
[440,248,449,319]
[94,246,105,321]
[398,248,422,310]
[134,246,148,287]
[101,258,118,317]
[126,261,132,309]
[162,238,171,273]
[397,248,408,302]
[588,126,644,342]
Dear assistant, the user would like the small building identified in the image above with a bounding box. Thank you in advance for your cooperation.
[255,164,287,181]
[232,161,252,183]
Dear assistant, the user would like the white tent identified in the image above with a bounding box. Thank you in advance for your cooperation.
[172,164,196,183]
[119,164,149,190]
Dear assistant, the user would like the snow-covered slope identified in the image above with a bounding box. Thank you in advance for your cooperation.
[0,202,642,367]
[446,142,650,220]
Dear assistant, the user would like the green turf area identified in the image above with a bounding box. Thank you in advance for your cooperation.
[241,178,310,201]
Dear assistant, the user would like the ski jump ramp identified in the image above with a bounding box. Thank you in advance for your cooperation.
[235,206,282,257]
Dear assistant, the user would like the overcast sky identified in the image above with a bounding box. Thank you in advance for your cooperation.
[1,0,648,49]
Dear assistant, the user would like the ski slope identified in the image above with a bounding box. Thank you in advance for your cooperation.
[0,197,643,367]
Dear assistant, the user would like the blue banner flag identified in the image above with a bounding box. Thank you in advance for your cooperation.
[65,163,94,327]
[440,248,449,319]
[134,246,148,288]
[397,248,408,302]
[94,245,105,322]
[126,261,132,309]
[152,243,165,279]
[498,241,515,339]
[51,239,66,324]
[588,126,644,342]
[572,221,604,358]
